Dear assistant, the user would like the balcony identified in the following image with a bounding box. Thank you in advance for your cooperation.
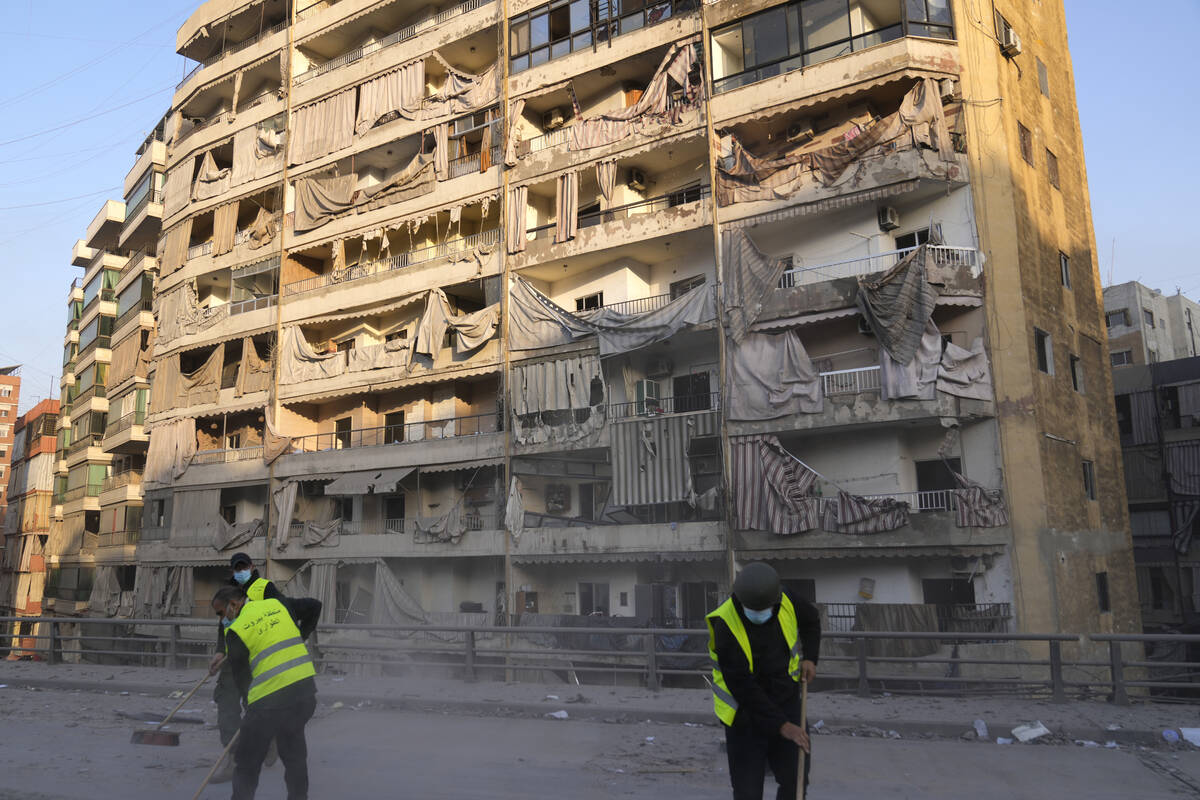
[820,366,881,396]
[103,411,149,453]
[119,249,152,280]
[293,0,493,85]
[177,19,289,91]
[66,434,102,459]
[192,446,265,466]
[78,335,111,361]
[229,295,277,316]
[72,384,107,406]
[101,470,142,493]
[822,602,1011,635]
[85,200,125,248]
[291,413,500,454]
[274,513,504,558]
[115,298,155,333]
[72,242,96,268]
[528,186,711,244]
[81,288,115,320]
[283,228,501,296]
[187,240,213,260]
[780,246,981,288]
[609,392,720,420]
[97,529,140,548]
[447,144,502,180]
[63,483,104,503]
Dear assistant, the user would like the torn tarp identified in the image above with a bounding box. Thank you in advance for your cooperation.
[730,435,819,534]
[192,150,231,201]
[952,471,1008,528]
[213,517,264,551]
[510,355,606,446]
[723,229,789,344]
[302,518,342,548]
[856,245,938,365]
[278,326,347,384]
[293,173,357,234]
[822,491,909,534]
[880,321,942,400]
[726,330,822,420]
[937,337,993,401]
[143,418,198,487]
[356,59,425,134]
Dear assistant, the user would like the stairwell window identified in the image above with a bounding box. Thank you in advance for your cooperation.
[1069,354,1084,393]
[1034,328,1053,374]
[1095,571,1110,613]
[1046,149,1059,188]
[1081,460,1096,501]
[1018,122,1033,165]
[1059,252,1070,288]
[1036,57,1049,97]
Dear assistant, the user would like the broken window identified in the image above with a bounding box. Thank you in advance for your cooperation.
[1070,355,1084,394]
[1143,309,1155,328]
[1046,149,1059,188]
[1105,309,1129,329]
[1036,57,1050,97]
[1034,328,1053,374]
[1114,394,1133,435]
[1081,460,1097,502]
[1018,122,1033,164]
[672,372,712,412]
[384,412,405,445]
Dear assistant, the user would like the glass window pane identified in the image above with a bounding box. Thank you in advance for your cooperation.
[530,14,549,47]
[531,46,550,66]
[744,8,789,69]
[510,20,529,53]
[570,0,589,32]
[803,0,851,54]
[711,27,746,80]
[573,31,592,49]
[551,39,571,58]
[927,0,952,23]
[906,0,925,22]
[511,54,530,73]
[549,5,570,40]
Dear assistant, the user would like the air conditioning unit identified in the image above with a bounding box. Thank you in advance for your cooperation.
[627,168,647,193]
[877,206,900,231]
[542,107,565,131]
[939,78,957,101]
[646,357,674,379]
[786,121,814,144]
[1000,27,1022,57]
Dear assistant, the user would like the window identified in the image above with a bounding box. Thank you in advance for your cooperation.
[578,582,610,615]
[1114,394,1132,435]
[1148,349,1158,364]
[0,409,7,418]
[220,505,237,524]
[1059,252,1070,288]
[895,227,933,250]
[384,495,406,522]
[1017,122,1033,164]
[337,496,354,522]
[1143,309,1155,328]
[1105,309,1129,329]
[384,411,405,445]
[152,499,166,527]
[335,417,352,449]
[575,292,603,312]
[0,448,6,458]
[915,458,960,511]
[1034,328,1053,374]
[1095,571,1110,613]
[336,340,355,353]
[1046,149,1059,188]
[1081,460,1096,501]
[668,182,703,207]
[509,0,599,74]
[673,372,712,412]
[0,386,10,397]
[1036,57,1049,97]
[1069,355,1084,393]
[619,591,628,607]
[669,275,706,299]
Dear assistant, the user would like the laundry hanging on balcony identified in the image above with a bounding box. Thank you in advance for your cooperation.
[715,78,958,205]
[356,58,425,134]
[302,518,342,548]
[422,56,499,118]
[726,331,822,420]
[610,414,696,507]
[950,470,1008,529]
[723,229,790,344]
[213,517,264,551]
[936,336,993,401]
[730,435,819,534]
[143,418,198,487]
[234,337,271,396]
[192,150,232,201]
[821,491,909,534]
[278,326,347,383]
[507,277,715,355]
[509,355,606,446]
[856,244,938,365]
[567,39,700,151]
[289,88,356,165]
[880,320,941,401]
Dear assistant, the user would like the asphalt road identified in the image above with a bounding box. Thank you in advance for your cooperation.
[1,693,1198,799]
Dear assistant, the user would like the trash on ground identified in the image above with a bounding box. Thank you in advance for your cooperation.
[1179,728,1200,747]
[1011,722,1051,743]
[544,695,559,701]
[996,737,1013,745]
[1105,741,1119,749]
[1162,729,1180,744]
[1075,740,1099,748]
[812,720,825,731]
[973,719,989,740]
[546,710,569,720]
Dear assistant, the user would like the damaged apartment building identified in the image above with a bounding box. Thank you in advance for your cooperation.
[50,0,1137,645]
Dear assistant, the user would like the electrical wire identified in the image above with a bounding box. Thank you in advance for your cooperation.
[0,85,175,149]
[0,186,119,212]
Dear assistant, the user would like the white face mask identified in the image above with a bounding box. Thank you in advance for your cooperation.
[744,607,774,625]
[233,569,251,585]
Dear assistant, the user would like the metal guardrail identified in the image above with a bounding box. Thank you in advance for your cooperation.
[527,186,711,242]
[115,299,153,333]
[290,413,500,454]
[779,245,981,287]
[597,293,672,316]
[821,365,881,396]
[2,616,1197,703]
[192,446,265,465]
[447,145,501,179]
[100,470,142,493]
[104,410,146,438]
[61,484,103,503]
[609,393,719,419]
[97,530,140,548]
[229,295,277,316]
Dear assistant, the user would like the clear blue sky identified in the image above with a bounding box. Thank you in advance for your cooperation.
[0,0,1196,413]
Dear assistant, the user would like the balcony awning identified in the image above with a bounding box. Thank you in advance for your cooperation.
[323,466,413,495]
[723,179,922,230]
[738,544,1004,561]
[419,458,502,474]
[512,549,724,565]
[753,306,860,332]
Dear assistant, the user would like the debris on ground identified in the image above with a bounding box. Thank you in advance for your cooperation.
[1162,729,1180,744]
[996,737,1013,745]
[1180,729,1200,747]
[973,719,989,740]
[1012,722,1051,743]
[546,710,569,720]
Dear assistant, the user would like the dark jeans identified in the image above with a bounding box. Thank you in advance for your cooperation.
[213,664,242,747]
[233,695,317,800]
[723,704,811,800]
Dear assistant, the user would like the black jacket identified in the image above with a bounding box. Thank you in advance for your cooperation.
[225,595,322,710]
[710,591,821,737]
[216,570,283,649]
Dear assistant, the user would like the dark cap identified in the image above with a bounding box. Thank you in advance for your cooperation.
[732,562,781,611]
[229,552,253,568]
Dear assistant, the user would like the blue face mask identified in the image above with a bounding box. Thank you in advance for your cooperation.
[221,616,233,629]
[233,569,251,585]
[744,607,775,625]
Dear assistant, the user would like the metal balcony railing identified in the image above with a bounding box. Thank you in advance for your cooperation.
[98,530,140,548]
[609,393,719,419]
[116,299,154,332]
[101,470,143,493]
[447,144,502,179]
[62,483,104,503]
[823,602,1009,635]
[293,0,493,85]
[779,246,981,287]
[187,241,213,260]
[229,295,277,316]
[66,435,101,458]
[526,186,710,242]
[524,127,568,154]
[78,335,111,359]
[192,446,265,466]
[858,489,957,513]
[283,228,501,296]
[120,249,150,279]
[104,410,146,438]
[595,293,672,316]
[124,189,164,222]
[288,514,494,538]
[81,288,115,320]
[820,365,881,396]
[290,413,500,454]
[72,384,107,406]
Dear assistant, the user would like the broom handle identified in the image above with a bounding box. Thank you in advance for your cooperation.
[156,673,210,730]
[795,678,808,800]
[192,730,240,800]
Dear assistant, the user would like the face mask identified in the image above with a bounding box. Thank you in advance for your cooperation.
[233,570,251,585]
[221,616,233,629]
[743,607,775,625]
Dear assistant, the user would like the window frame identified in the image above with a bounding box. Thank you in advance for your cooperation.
[1017,122,1033,165]
[1036,57,1049,97]
[1059,251,1070,288]
[1034,327,1053,374]
[1095,571,1110,613]
[1081,460,1097,501]
[1046,148,1060,188]
[1069,354,1084,394]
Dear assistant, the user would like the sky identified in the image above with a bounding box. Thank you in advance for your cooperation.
[0,0,1196,414]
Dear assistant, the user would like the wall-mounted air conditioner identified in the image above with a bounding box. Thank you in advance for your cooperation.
[877,206,900,231]
[542,108,565,131]
[627,168,647,192]
[1000,27,1022,57]
[786,121,814,144]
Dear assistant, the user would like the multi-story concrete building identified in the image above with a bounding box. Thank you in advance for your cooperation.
[1,399,59,656]
[1104,282,1200,368]
[1113,357,1200,631]
[0,367,20,525]
[51,0,1136,644]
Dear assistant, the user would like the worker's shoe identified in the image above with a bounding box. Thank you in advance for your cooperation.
[264,738,279,767]
[210,753,236,784]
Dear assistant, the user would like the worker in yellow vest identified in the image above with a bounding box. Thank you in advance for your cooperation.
[211,585,322,800]
[207,553,286,783]
[707,562,821,800]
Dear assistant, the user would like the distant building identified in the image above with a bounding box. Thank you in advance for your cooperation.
[1112,357,1200,630]
[1104,282,1200,367]
[0,366,20,526]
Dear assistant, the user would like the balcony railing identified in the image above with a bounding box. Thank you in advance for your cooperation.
[823,602,1010,635]
[78,335,111,360]
[288,514,494,538]
[779,246,980,287]
[820,365,881,396]
[105,410,147,438]
[62,483,104,503]
[283,227,501,296]
[609,392,719,419]
[124,189,164,223]
[229,295,277,316]
[596,293,672,316]
[177,18,289,89]
[81,288,115,320]
[187,241,213,260]
[859,489,956,513]
[120,249,150,279]
[192,446,265,466]
[524,127,568,154]
[72,384,107,406]
[293,0,493,85]
[65,435,101,459]
[526,186,710,242]
[447,144,502,179]
[290,413,500,454]
[140,526,169,541]
[116,299,154,332]
[98,529,140,548]
[101,470,143,493]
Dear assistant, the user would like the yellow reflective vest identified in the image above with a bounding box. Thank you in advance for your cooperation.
[245,577,271,601]
[706,594,801,726]
[227,598,316,706]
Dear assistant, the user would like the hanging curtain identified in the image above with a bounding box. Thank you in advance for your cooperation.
[596,160,617,209]
[434,122,449,180]
[507,185,528,254]
[555,171,578,244]
[213,202,238,256]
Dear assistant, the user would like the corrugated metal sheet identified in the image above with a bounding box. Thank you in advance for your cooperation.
[610,415,695,506]
[420,458,502,474]
[738,544,1004,561]
[512,550,722,565]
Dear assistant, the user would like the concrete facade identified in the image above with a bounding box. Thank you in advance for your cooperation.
[0,368,19,525]
[1104,281,1200,367]
[44,0,1137,646]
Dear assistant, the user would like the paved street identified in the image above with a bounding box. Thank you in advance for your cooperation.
[1,684,1198,800]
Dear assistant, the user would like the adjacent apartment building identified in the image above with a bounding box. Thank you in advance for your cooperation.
[50,0,1137,642]
[0,367,20,525]
[1104,282,1200,368]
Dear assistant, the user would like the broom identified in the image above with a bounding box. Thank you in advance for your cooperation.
[131,673,211,747]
